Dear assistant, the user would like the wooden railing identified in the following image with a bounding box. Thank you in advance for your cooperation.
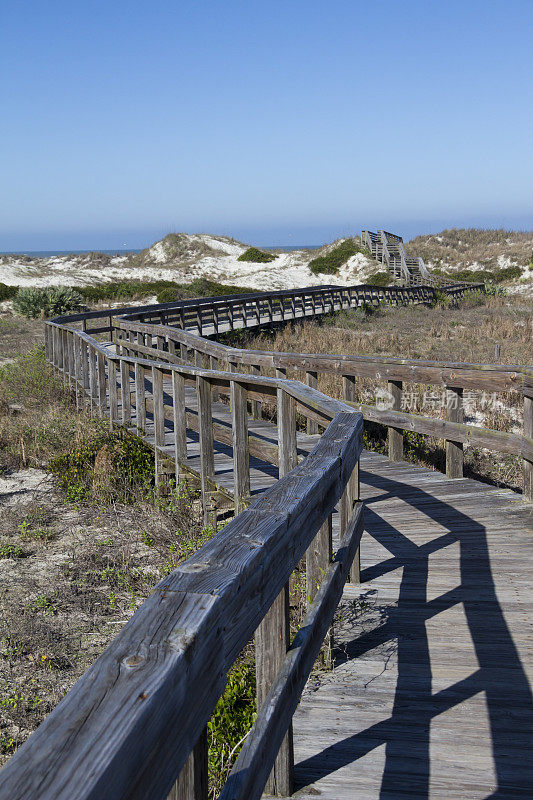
[2,316,364,800]
[53,281,481,337]
[111,304,532,502]
[3,279,530,800]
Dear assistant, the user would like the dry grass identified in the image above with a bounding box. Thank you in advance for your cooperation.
[0,325,211,767]
[406,228,533,270]
[0,485,206,764]
[239,294,532,490]
[0,317,45,363]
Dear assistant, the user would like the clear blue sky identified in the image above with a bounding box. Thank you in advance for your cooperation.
[1,0,532,250]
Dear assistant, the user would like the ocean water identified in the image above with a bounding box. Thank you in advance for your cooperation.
[3,250,142,257]
[3,245,320,257]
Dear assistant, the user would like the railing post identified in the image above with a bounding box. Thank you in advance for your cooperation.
[306,370,319,434]
[342,373,355,405]
[134,359,146,433]
[523,385,533,502]
[108,359,118,429]
[277,387,297,474]
[349,460,361,583]
[168,729,208,800]
[65,330,73,387]
[306,514,333,664]
[74,336,82,410]
[120,359,132,426]
[210,355,219,402]
[152,366,167,493]
[97,352,107,417]
[231,379,250,513]
[255,385,297,796]
[81,340,89,401]
[387,379,403,461]
[197,375,215,524]
[88,346,96,411]
[446,386,464,478]
[172,369,187,482]
[250,364,262,420]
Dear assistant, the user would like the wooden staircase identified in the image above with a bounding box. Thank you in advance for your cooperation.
[361,229,439,286]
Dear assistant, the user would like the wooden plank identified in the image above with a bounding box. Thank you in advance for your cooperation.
[255,584,293,797]
[231,379,251,513]
[120,359,132,426]
[250,365,262,419]
[306,371,318,435]
[134,361,146,433]
[387,379,403,461]
[152,366,166,490]
[277,387,298,474]
[108,359,118,428]
[172,370,187,481]
[524,395,533,502]
[446,386,463,478]
[97,349,108,414]
[167,729,207,800]
[197,375,215,523]
[256,385,299,793]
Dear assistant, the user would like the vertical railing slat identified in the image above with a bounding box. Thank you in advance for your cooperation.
[231,379,250,513]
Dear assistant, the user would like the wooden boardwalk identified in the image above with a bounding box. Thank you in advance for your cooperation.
[136,381,533,799]
[21,290,529,800]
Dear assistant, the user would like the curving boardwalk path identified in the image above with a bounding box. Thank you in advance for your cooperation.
[131,376,533,799]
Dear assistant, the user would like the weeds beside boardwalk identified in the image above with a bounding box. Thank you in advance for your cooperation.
[0,346,257,796]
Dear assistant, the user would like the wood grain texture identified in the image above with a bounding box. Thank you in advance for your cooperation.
[223,504,363,800]
[446,386,463,478]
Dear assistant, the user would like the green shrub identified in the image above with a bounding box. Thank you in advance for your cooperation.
[0,543,28,559]
[309,239,371,276]
[50,428,155,503]
[493,265,523,282]
[0,283,18,302]
[79,280,177,303]
[368,270,392,286]
[78,278,258,306]
[156,287,184,303]
[444,265,523,285]
[428,290,452,308]
[208,661,256,794]
[13,287,85,319]
[237,247,276,263]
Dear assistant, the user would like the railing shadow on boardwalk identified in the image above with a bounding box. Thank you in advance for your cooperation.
[294,468,533,799]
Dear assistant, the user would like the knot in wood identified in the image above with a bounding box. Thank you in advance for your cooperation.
[124,655,143,667]
[179,562,210,573]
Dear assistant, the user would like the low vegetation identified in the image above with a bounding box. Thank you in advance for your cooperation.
[309,238,372,275]
[12,287,85,319]
[3,278,259,319]
[367,270,392,286]
[431,264,524,284]
[0,343,264,794]
[237,246,276,263]
[0,283,17,302]
[240,293,532,492]
[407,227,533,272]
